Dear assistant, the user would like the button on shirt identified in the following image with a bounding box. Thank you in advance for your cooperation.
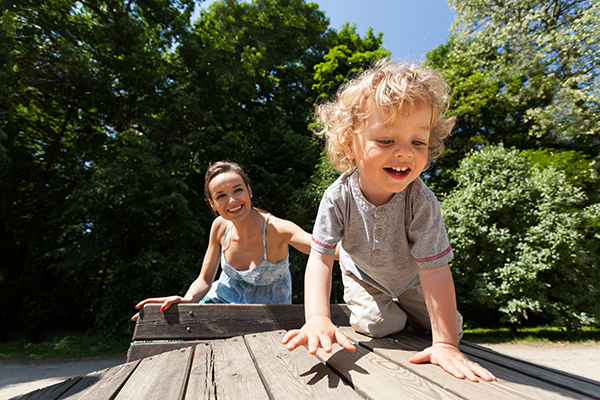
[310,169,453,298]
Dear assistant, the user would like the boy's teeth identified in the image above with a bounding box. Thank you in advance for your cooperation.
[392,167,408,172]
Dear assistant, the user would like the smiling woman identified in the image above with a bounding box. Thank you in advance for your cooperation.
[131,161,314,321]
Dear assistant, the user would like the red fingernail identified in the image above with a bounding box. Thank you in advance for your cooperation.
[160,306,165,311]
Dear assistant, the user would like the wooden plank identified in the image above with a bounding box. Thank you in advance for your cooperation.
[133,304,285,341]
[184,343,216,400]
[114,347,193,400]
[187,337,272,400]
[127,340,208,362]
[244,330,365,400]
[314,339,463,400]
[383,330,600,400]
[12,377,81,400]
[132,304,351,341]
[343,327,582,400]
[458,339,600,400]
[56,360,140,400]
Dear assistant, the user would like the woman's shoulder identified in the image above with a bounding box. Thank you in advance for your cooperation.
[210,216,229,236]
[261,213,305,238]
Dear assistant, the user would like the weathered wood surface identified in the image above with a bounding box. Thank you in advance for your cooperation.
[14,305,600,400]
[127,303,351,362]
[132,303,351,340]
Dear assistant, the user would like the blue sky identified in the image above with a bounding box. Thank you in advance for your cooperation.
[197,0,456,61]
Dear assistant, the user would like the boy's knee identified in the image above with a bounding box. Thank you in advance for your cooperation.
[347,299,407,338]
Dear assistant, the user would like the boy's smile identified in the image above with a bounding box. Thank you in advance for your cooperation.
[348,104,432,206]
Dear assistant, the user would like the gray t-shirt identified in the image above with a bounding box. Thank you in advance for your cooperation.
[311,169,453,298]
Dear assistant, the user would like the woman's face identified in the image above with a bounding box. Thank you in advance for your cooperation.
[207,171,253,220]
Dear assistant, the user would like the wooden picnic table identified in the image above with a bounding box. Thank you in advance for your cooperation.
[12,304,600,400]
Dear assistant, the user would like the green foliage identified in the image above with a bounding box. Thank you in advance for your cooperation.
[463,326,600,344]
[312,23,390,101]
[1,0,389,338]
[426,0,600,191]
[0,330,129,360]
[442,145,600,329]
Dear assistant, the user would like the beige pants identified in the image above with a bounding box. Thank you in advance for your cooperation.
[342,271,464,339]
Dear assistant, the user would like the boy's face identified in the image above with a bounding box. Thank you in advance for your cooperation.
[348,104,431,206]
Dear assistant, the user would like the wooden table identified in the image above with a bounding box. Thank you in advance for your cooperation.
[12,305,600,400]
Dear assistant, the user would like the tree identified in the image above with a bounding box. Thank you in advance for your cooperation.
[441,145,600,329]
[1,0,389,337]
[425,0,599,191]
[449,0,599,152]
[0,0,197,339]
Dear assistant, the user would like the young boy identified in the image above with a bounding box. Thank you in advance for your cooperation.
[283,58,495,382]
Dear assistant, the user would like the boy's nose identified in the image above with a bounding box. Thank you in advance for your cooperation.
[393,143,412,158]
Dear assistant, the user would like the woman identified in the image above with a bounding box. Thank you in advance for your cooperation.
[131,161,313,321]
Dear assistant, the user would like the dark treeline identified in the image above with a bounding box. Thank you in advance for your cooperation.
[1,0,598,340]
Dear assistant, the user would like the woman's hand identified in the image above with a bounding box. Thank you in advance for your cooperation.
[130,296,189,321]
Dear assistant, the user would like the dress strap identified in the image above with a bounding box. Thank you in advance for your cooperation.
[223,221,232,242]
[263,214,270,260]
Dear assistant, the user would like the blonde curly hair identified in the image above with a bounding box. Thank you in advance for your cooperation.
[315,58,456,173]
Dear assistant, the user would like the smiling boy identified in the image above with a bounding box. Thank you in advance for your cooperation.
[282,58,495,382]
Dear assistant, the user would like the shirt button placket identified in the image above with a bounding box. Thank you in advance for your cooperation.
[373,207,385,261]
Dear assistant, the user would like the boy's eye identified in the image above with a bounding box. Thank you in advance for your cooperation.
[412,140,427,146]
[376,139,393,145]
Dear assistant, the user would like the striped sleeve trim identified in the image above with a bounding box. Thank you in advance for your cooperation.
[311,236,337,250]
[415,245,452,263]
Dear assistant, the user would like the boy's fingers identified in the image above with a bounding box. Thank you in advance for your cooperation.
[285,331,308,351]
[409,349,431,364]
[307,333,322,354]
[334,330,355,352]
[470,362,496,381]
[281,329,298,344]
[318,333,333,353]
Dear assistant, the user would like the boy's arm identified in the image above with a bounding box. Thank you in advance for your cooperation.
[282,248,355,353]
[411,264,496,382]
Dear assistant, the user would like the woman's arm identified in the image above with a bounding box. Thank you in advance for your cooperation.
[131,218,225,321]
[269,217,312,255]
[270,216,340,259]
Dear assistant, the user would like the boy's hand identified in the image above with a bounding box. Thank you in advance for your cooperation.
[282,316,356,354]
[410,343,496,382]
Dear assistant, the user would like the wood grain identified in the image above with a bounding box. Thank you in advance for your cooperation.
[114,347,193,400]
[132,304,351,341]
[315,339,462,400]
[58,360,140,400]
[244,330,362,400]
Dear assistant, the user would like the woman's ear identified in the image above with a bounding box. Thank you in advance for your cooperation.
[247,185,253,199]
[208,199,215,210]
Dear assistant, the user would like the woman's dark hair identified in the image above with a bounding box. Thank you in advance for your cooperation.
[203,161,251,205]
